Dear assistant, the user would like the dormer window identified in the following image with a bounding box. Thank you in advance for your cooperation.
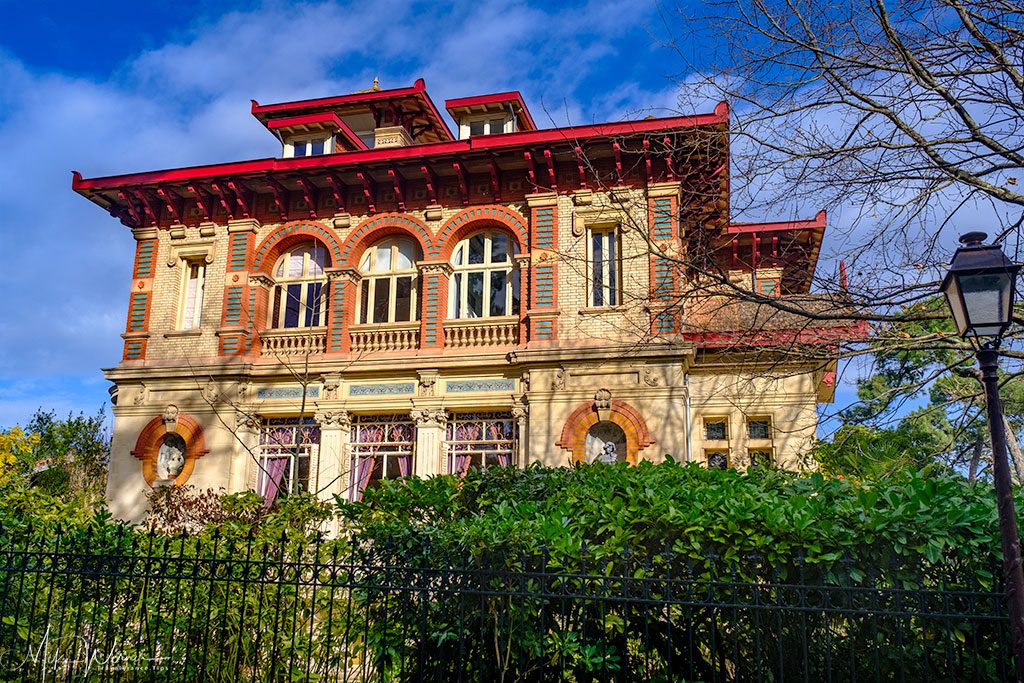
[466,117,510,137]
[285,135,331,158]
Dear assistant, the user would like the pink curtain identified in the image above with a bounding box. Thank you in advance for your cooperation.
[454,453,472,476]
[397,454,412,477]
[350,456,376,502]
[497,451,512,468]
[261,457,289,508]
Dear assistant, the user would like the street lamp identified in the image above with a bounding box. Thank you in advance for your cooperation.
[941,231,1023,679]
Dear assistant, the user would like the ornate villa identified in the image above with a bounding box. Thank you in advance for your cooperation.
[73,79,852,520]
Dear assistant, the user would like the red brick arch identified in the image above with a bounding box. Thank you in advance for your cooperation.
[253,220,344,273]
[340,213,434,268]
[556,399,656,464]
[131,411,209,487]
[432,205,530,260]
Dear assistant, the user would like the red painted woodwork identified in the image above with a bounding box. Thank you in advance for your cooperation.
[357,172,376,213]
[294,176,319,218]
[444,90,536,131]
[387,168,406,210]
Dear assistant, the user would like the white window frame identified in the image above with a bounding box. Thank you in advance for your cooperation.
[448,230,519,319]
[459,115,512,139]
[445,411,517,475]
[357,238,419,324]
[587,226,621,307]
[256,418,320,499]
[271,242,329,329]
[284,134,333,158]
[349,414,416,501]
[177,260,206,330]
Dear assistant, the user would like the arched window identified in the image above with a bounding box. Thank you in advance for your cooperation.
[358,238,419,324]
[271,242,329,328]
[449,230,519,318]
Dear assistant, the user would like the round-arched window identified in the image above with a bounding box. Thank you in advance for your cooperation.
[585,422,627,464]
[270,242,329,328]
[358,238,419,324]
[449,230,520,318]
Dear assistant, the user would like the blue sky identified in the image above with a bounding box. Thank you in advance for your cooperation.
[0,0,862,429]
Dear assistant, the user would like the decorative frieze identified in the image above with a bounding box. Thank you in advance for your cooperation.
[445,379,516,393]
[348,382,415,396]
[255,386,320,400]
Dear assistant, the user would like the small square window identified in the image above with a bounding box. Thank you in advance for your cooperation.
[488,118,506,134]
[469,120,486,136]
[704,419,727,441]
[749,449,774,468]
[748,418,772,440]
[706,450,729,470]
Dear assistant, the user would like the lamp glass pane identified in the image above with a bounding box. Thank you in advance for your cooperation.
[942,276,969,336]
[959,272,1012,337]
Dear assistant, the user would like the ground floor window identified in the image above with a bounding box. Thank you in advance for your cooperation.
[350,414,415,500]
[748,449,774,468]
[446,412,516,475]
[257,418,319,505]
[706,449,730,470]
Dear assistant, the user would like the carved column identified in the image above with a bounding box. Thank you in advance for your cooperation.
[248,272,275,355]
[513,253,531,344]
[512,402,529,468]
[314,410,352,506]
[230,410,260,492]
[411,408,447,478]
[416,261,453,350]
[325,267,360,353]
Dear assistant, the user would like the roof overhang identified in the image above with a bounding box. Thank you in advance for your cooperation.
[266,112,368,151]
[72,108,730,192]
[252,78,454,143]
[445,91,537,131]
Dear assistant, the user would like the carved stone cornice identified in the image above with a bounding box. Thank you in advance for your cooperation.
[416,260,453,277]
[315,410,351,429]
[326,267,361,283]
[162,404,179,432]
[411,407,447,427]
[511,403,529,421]
[235,410,260,432]
[321,375,341,400]
[249,272,276,289]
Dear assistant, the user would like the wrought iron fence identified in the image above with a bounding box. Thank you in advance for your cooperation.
[0,526,1013,682]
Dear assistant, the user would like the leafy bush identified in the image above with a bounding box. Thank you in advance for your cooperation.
[340,460,1005,574]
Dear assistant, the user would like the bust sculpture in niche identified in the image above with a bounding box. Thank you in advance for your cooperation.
[585,421,627,464]
[155,433,187,481]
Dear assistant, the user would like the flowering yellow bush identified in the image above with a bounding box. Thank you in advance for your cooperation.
[0,426,39,485]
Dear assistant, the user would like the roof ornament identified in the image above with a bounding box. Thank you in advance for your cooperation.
[372,76,380,91]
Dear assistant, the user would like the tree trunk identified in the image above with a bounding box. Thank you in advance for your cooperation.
[1005,416,1024,486]
[969,435,983,482]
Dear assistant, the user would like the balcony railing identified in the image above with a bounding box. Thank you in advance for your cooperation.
[443,316,519,348]
[350,321,420,353]
[260,327,327,357]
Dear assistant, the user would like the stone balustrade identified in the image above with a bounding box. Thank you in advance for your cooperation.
[443,316,519,348]
[350,322,420,353]
[260,327,327,357]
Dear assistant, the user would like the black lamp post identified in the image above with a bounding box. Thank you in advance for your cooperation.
[940,231,1023,680]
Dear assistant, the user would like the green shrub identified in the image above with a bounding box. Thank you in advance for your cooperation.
[340,461,1006,578]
